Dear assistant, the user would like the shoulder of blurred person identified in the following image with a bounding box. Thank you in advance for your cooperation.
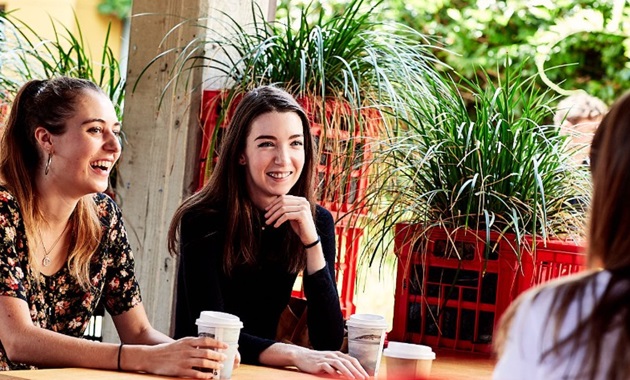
[494,270,621,380]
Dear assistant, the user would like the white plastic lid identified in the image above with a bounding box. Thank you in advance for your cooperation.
[384,342,436,360]
[346,313,388,329]
[196,311,243,329]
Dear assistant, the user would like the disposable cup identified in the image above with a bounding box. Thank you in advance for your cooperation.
[196,311,243,379]
[383,342,436,379]
[346,314,388,377]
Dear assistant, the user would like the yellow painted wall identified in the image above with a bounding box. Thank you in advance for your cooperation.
[1,0,124,63]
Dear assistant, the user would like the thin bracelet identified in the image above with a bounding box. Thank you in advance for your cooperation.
[304,235,321,249]
[117,342,124,371]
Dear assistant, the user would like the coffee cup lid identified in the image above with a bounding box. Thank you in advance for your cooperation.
[346,313,388,329]
[384,342,436,360]
[196,311,243,329]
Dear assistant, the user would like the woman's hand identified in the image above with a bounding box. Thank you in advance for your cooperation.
[264,195,327,274]
[133,336,228,379]
[292,349,369,379]
[264,195,317,245]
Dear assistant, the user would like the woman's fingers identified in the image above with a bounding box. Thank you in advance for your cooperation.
[264,196,316,238]
[192,336,228,350]
[325,354,368,379]
[295,350,369,379]
[234,350,241,368]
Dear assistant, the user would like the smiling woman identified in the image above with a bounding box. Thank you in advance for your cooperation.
[0,77,229,377]
[240,111,306,212]
[168,86,369,379]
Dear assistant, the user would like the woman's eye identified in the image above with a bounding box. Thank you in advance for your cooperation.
[113,130,122,137]
[258,141,274,148]
[88,126,103,134]
[291,140,304,146]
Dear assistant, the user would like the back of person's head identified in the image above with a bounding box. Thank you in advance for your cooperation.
[0,77,103,191]
[495,93,630,380]
[554,92,608,128]
[589,91,630,269]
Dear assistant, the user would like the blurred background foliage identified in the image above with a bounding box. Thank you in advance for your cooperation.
[278,0,630,105]
[98,0,132,20]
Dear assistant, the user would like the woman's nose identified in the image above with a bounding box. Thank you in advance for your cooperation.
[274,146,289,164]
[105,130,122,153]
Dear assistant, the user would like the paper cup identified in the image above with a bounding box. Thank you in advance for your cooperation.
[383,342,436,379]
[346,314,388,377]
[196,311,243,379]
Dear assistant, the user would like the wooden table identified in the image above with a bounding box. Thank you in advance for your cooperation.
[0,351,495,379]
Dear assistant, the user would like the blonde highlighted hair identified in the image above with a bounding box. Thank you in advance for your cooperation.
[0,77,105,289]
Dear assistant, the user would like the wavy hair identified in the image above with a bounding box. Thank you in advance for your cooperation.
[168,85,316,274]
[0,77,104,289]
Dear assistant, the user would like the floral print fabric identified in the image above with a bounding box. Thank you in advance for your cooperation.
[0,187,141,370]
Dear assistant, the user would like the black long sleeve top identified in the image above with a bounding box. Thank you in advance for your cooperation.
[173,204,344,364]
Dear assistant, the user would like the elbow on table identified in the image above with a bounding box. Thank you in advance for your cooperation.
[2,335,30,364]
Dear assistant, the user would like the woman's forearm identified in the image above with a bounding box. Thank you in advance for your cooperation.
[6,324,125,370]
[257,342,304,367]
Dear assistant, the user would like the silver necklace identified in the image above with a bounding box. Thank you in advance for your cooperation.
[38,222,69,267]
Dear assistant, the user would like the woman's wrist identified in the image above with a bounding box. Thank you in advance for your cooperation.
[303,235,321,249]
[117,344,147,373]
[117,343,124,371]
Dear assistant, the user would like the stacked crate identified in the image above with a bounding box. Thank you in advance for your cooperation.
[389,224,586,353]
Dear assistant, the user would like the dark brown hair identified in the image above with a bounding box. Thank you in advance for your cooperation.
[0,77,105,288]
[496,91,630,379]
[168,85,316,274]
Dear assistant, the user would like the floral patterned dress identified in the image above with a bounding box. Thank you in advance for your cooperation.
[0,187,142,370]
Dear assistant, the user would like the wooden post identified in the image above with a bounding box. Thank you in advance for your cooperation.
[103,0,272,342]
[102,0,206,341]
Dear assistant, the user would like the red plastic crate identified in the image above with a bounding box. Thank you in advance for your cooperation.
[390,224,586,353]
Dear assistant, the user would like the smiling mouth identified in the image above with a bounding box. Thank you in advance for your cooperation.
[91,160,113,172]
[267,172,292,179]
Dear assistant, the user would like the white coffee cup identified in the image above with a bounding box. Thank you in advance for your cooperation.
[346,313,388,377]
[196,311,243,379]
[383,341,436,379]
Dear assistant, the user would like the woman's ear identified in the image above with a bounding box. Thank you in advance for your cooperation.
[34,126,53,154]
[239,154,247,165]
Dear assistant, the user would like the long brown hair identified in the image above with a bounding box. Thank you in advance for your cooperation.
[168,86,317,274]
[0,77,104,289]
[496,92,630,380]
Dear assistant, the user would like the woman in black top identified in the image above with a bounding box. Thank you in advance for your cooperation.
[168,86,367,379]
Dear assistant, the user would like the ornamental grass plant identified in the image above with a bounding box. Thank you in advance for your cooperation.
[0,11,125,117]
[139,0,450,203]
[362,62,590,267]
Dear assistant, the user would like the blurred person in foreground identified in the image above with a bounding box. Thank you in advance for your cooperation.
[554,92,608,165]
[168,85,368,379]
[493,91,630,380]
[0,77,227,377]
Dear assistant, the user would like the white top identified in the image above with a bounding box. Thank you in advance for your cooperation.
[493,270,622,380]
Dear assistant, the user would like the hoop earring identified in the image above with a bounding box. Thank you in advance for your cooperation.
[44,153,52,175]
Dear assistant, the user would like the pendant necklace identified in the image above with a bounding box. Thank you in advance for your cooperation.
[38,222,69,267]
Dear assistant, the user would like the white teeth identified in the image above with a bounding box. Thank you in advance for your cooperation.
[91,160,112,170]
[268,172,291,179]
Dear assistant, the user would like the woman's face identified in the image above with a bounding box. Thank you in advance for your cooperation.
[44,90,121,197]
[240,111,305,209]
